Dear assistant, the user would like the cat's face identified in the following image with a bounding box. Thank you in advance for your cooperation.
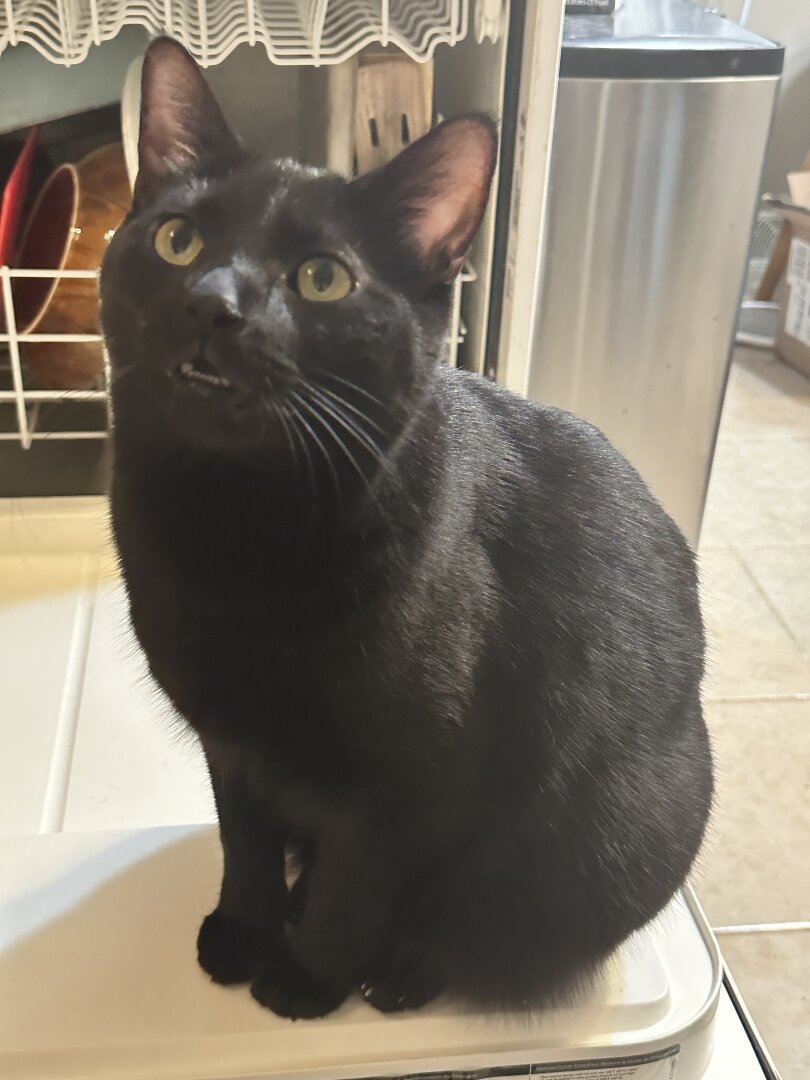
[101,39,496,465]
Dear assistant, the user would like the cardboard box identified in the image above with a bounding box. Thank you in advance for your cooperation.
[765,187,810,378]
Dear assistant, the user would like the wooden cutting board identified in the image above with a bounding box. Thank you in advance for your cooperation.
[354,52,433,174]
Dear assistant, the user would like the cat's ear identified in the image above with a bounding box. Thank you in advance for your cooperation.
[134,37,241,207]
[354,115,498,283]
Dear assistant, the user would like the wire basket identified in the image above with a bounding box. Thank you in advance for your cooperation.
[0,0,468,66]
[0,267,109,449]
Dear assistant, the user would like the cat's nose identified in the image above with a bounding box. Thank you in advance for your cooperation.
[187,267,241,331]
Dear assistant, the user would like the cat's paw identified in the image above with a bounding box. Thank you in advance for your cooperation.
[197,910,265,985]
[360,970,443,1013]
[251,944,347,1019]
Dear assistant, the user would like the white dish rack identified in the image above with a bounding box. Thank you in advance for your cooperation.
[0,267,109,449]
[0,263,474,449]
[0,0,468,67]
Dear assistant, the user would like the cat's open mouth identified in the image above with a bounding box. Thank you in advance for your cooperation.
[176,359,233,391]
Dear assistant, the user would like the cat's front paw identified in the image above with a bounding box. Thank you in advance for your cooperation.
[251,944,347,1019]
[360,969,443,1013]
[197,910,265,985]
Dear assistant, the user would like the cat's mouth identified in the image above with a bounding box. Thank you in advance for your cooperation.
[175,358,233,392]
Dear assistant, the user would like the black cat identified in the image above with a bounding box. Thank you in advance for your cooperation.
[101,37,713,1020]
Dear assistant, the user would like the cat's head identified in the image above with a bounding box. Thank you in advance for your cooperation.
[101,38,496,467]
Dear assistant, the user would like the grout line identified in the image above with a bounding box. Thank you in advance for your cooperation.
[733,544,805,652]
[714,922,810,935]
[714,433,810,444]
[703,541,810,550]
[39,557,99,835]
[704,693,810,703]
[717,432,810,443]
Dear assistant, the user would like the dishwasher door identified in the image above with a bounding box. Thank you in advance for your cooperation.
[528,0,782,544]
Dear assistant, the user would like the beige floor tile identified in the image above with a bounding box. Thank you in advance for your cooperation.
[699,547,810,698]
[701,436,810,548]
[694,700,810,928]
[738,543,810,655]
[0,554,94,836]
[0,551,91,603]
[719,348,810,440]
[719,931,810,1080]
[63,581,215,832]
[0,496,108,557]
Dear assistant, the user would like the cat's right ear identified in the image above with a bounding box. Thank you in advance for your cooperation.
[350,115,497,284]
[134,37,241,208]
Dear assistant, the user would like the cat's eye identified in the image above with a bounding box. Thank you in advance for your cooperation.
[295,257,353,303]
[154,217,204,267]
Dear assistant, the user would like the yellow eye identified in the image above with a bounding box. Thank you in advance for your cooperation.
[295,257,353,303]
[154,217,204,266]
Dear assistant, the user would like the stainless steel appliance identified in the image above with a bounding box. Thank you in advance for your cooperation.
[523,0,783,543]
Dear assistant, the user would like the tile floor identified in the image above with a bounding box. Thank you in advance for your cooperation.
[697,346,810,1079]
[0,345,807,1075]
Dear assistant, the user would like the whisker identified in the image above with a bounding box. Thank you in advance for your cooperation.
[279,399,318,540]
[287,409,316,491]
[297,390,394,530]
[308,385,385,463]
[295,391,372,494]
[290,391,345,530]
[320,371,390,415]
[312,381,388,440]
[270,398,298,472]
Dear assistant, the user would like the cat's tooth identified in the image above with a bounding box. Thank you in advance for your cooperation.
[180,362,194,376]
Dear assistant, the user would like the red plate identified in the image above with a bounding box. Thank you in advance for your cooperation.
[0,126,39,325]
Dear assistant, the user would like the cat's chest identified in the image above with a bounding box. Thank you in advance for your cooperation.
[113,486,472,790]
[129,574,326,721]
[123,545,385,745]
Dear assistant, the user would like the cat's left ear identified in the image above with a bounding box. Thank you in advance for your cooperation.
[353,115,497,283]
[134,37,241,207]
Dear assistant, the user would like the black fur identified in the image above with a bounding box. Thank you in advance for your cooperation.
[101,38,713,1020]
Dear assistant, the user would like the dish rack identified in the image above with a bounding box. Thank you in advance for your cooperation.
[0,0,469,66]
[0,267,108,449]
[0,263,474,448]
